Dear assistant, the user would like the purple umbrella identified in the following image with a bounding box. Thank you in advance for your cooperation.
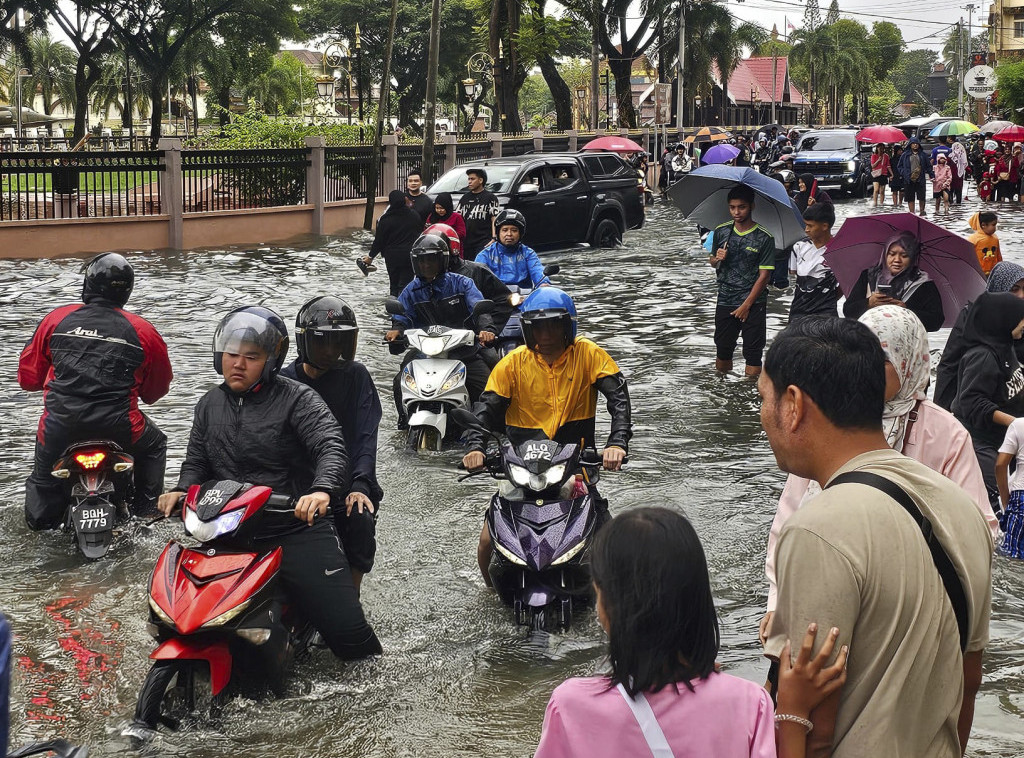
[702,143,741,165]
[824,213,986,328]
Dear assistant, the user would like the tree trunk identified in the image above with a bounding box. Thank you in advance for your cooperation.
[365,0,399,229]
[421,0,442,183]
[217,86,231,127]
[148,76,165,147]
[72,59,91,143]
[537,53,573,130]
[608,57,637,128]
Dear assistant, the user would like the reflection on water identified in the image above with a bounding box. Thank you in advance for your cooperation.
[1,197,1023,756]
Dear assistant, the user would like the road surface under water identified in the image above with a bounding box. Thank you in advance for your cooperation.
[1,193,1023,756]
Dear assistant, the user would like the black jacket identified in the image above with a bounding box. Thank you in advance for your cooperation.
[952,346,1024,447]
[450,258,514,330]
[935,304,1024,411]
[842,269,945,332]
[369,205,423,261]
[280,360,383,504]
[175,376,348,533]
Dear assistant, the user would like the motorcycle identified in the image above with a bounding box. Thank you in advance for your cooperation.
[385,297,493,451]
[453,408,624,632]
[49,440,135,559]
[767,156,796,193]
[126,480,319,736]
[496,264,560,358]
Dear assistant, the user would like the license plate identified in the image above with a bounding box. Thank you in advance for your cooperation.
[71,501,116,534]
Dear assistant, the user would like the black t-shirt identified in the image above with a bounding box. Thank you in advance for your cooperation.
[458,190,500,257]
[408,192,433,224]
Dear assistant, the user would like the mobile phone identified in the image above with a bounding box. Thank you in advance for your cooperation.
[876,283,892,295]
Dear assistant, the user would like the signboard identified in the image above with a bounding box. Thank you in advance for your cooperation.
[964,65,996,100]
[971,52,991,67]
[654,83,671,125]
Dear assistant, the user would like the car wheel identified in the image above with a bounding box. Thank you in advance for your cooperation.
[589,218,620,248]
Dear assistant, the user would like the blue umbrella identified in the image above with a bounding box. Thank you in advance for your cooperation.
[666,165,807,248]
[702,143,741,165]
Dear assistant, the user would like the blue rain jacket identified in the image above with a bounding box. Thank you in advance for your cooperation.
[475,241,550,288]
[393,272,488,331]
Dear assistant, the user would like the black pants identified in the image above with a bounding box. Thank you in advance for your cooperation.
[382,251,414,297]
[335,502,378,575]
[973,439,1000,512]
[272,519,381,660]
[392,349,491,422]
[24,417,167,531]
[714,303,768,368]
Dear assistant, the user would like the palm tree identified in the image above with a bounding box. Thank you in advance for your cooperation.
[790,24,830,124]
[91,52,150,129]
[25,32,76,115]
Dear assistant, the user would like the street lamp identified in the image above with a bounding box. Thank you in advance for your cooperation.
[750,84,761,126]
[695,95,703,126]
[575,86,588,130]
[319,37,352,123]
[466,51,496,130]
[15,67,31,140]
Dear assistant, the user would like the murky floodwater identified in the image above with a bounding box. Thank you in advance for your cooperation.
[2,194,1024,756]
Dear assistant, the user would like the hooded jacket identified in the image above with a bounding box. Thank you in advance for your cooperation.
[475,240,550,288]
[369,190,423,261]
[935,262,1024,411]
[175,375,348,536]
[792,173,832,213]
[951,292,1024,447]
[896,140,934,186]
[967,212,1002,276]
[426,193,467,241]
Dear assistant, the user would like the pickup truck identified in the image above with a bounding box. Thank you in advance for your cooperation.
[427,153,645,250]
[793,129,870,197]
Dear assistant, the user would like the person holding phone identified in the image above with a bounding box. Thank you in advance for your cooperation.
[842,232,945,331]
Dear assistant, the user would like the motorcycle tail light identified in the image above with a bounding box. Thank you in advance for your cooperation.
[74,452,106,469]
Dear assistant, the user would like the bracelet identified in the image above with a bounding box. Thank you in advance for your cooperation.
[774,713,813,733]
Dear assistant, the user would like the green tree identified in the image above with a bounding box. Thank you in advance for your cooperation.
[825,0,839,25]
[867,78,901,122]
[995,61,1024,124]
[887,48,937,104]
[866,21,903,81]
[90,51,151,127]
[24,31,75,115]
[804,0,821,30]
[790,24,830,123]
[247,53,306,115]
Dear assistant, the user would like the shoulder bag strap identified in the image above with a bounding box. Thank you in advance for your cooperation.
[615,683,676,758]
[826,471,969,652]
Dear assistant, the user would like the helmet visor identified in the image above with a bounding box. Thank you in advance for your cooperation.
[413,251,445,278]
[214,311,286,360]
[304,326,358,369]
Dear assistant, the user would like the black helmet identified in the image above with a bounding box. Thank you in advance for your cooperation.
[781,145,794,155]
[212,306,290,386]
[410,233,450,281]
[495,208,526,238]
[82,253,134,306]
[295,296,358,370]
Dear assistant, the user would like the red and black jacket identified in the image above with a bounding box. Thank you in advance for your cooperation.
[18,301,172,444]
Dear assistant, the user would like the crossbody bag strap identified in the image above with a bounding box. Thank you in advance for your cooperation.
[615,683,676,758]
[826,470,969,652]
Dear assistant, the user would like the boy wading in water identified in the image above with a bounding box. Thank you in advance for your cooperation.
[709,184,775,376]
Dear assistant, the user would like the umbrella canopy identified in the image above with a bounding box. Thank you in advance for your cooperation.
[929,120,979,137]
[702,144,741,165]
[823,213,986,328]
[683,126,732,144]
[580,136,644,153]
[993,124,1024,142]
[980,120,1015,135]
[856,125,908,144]
[667,165,807,249]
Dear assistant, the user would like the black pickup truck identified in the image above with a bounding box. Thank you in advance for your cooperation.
[427,153,645,249]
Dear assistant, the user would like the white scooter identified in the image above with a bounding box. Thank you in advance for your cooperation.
[385,298,493,451]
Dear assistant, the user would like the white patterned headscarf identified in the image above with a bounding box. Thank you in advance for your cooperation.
[950,141,968,175]
[858,305,931,451]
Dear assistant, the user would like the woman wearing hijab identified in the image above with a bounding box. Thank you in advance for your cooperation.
[842,231,945,331]
[425,192,467,244]
[759,305,996,643]
[952,292,1024,508]
[950,141,968,204]
[791,173,832,213]
[362,189,424,296]
[995,145,1014,202]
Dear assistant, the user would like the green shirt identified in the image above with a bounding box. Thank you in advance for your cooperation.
[713,222,775,308]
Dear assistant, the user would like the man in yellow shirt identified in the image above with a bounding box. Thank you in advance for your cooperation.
[461,287,632,586]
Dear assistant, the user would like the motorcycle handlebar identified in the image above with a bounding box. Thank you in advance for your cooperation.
[265,493,295,509]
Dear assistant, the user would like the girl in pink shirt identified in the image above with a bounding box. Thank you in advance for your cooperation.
[537,508,847,758]
[932,154,952,215]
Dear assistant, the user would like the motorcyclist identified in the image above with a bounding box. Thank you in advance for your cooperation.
[754,138,771,171]
[668,143,690,182]
[280,297,383,595]
[386,233,497,426]
[474,209,550,290]
[459,287,632,587]
[18,253,172,530]
[157,306,381,660]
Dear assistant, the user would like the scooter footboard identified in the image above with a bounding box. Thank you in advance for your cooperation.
[151,638,233,696]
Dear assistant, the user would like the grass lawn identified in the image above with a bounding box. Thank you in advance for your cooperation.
[0,170,160,192]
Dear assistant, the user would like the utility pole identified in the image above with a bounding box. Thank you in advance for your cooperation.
[591,0,600,130]
[963,3,976,120]
[421,0,442,183]
[675,0,685,131]
[956,19,965,118]
[364,0,399,230]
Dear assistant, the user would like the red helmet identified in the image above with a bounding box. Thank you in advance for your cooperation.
[424,223,462,259]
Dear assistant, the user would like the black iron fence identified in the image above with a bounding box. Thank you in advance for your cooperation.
[181,148,309,212]
[455,140,492,165]
[0,150,164,221]
[325,145,383,201]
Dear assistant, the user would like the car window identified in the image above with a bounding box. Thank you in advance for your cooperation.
[544,164,579,190]
[796,133,856,152]
[429,164,522,194]
[516,168,545,193]
[599,155,625,175]
[582,154,627,178]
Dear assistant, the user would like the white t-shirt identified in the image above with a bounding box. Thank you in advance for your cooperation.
[789,239,830,279]
[998,417,1024,491]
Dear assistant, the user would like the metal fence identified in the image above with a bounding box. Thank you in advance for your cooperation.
[181,148,309,212]
[501,137,535,157]
[325,145,383,201]
[455,140,492,165]
[0,151,164,221]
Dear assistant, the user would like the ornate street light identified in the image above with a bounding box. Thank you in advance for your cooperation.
[466,51,497,130]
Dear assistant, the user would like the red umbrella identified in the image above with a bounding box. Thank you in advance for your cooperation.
[580,136,644,153]
[856,125,907,143]
[993,124,1024,142]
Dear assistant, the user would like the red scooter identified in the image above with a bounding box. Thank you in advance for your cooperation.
[127,480,318,735]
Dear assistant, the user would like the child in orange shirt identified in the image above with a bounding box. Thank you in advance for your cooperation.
[968,211,1002,277]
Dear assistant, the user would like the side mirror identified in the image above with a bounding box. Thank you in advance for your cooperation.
[543,264,560,277]
[516,184,539,197]
[473,299,495,316]
[384,297,406,316]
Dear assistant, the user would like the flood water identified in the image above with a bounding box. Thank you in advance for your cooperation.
[2,194,1024,756]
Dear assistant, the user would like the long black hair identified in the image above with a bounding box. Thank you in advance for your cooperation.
[591,508,719,698]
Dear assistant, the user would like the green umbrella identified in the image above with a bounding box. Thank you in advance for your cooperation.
[929,120,980,137]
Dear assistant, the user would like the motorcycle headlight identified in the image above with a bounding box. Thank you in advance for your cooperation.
[440,365,466,393]
[551,539,587,566]
[507,464,531,488]
[184,508,244,542]
[419,336,448,355]
[202,598,252,628]
[847,160,857,171]
[543,464,568,488]
[149,596,175,628]
[403,368,417,390]
[493,540,527,566]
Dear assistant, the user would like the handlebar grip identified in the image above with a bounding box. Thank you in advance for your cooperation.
[266,493,294,509]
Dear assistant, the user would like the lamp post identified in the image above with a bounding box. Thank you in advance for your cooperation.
[461,77,479,132]
[466,51,496,130]
[15,67,32,140]
[319,38,352,122]
[575,86,588,130]
[355,24,364,140]
[695,95,703,127]
[600,68,611,129]
[750,85,761,126]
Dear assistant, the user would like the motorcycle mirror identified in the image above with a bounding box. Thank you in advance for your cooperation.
[383,297,406,316]
[542,264,560,277]
[472,299,495,316]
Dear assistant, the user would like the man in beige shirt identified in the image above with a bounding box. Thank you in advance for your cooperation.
[759,317,992,757]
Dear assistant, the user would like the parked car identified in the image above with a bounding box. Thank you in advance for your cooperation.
[793,129,870,197]
[427,153,645,249]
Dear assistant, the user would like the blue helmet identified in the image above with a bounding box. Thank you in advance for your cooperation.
[521,287,577,351]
